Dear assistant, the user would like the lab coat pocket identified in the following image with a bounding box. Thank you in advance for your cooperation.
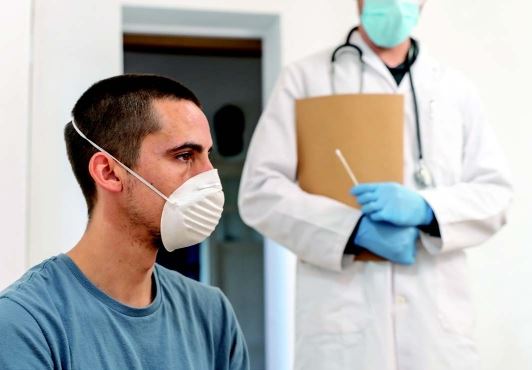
[295,260,371,336]
[435,253,475,339]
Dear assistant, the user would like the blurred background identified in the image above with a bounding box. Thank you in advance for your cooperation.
[1,0,531,369]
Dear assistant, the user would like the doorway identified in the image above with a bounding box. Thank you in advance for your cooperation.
[124,33,265,369]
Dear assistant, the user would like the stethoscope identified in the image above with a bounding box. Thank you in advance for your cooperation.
[330,26,435,189]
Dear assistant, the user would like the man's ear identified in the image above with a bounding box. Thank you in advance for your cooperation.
[88,152,124,194]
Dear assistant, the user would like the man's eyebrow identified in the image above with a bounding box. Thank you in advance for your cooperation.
[166,142,212,155]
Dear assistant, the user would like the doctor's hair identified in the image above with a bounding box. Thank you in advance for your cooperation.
[64,74,201,217]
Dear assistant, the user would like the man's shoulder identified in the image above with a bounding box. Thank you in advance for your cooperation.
[0,256,67,343]
[0,255,65,307]
[0,296,53,369]
[0,295,40,334]
[0,257,67,369]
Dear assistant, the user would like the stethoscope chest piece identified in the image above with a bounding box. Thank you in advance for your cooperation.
[414,160,435,189]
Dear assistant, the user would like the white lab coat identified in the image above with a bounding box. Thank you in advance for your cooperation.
[238,32,513,370]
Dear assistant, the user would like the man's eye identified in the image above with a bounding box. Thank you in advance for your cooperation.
[176,152,193,161]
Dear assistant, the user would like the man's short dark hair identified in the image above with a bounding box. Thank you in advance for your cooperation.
[64,74,201,216]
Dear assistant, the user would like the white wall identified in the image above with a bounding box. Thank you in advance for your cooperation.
[1,0,531,369]
[28,0,122,265]
[0,1,32,289]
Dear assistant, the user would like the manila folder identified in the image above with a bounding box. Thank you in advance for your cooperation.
[296,94,404,209]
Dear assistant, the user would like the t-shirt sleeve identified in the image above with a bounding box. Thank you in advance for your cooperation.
[0,298,53,369]
[214,290,250,370]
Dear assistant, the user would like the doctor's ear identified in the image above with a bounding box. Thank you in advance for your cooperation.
[88,152,124,194]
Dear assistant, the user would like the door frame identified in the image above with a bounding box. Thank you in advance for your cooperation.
[123,33,262,57]
[122,7,281,106]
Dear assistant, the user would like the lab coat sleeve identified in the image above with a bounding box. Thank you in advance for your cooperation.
[419,84,513,254]
[238,64,361,272]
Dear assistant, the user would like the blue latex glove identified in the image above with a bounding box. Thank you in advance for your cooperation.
[354,217,419,265]
[352,182,434,227]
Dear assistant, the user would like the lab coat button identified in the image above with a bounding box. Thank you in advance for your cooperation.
[396,296,407,305]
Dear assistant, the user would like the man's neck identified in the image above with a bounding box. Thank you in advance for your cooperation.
[359,26,411,68]
[67,207,157,308]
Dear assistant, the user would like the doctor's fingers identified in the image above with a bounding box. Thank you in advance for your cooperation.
[355,192,379,205]
[361,201,383,215]
[367,210,391,223]
[351,184,380,196]
[366,209,406,225]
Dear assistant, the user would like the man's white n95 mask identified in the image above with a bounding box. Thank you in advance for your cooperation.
[161,170,224,251]
[70,119,224,252]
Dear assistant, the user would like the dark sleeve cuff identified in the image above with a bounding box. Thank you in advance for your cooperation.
[344,216,367,255]
[418,216,441,237]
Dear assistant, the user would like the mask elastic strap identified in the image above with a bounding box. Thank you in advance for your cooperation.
[70,119,172,203]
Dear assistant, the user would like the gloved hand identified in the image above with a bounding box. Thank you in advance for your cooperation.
[354,217,419,265]
[351,182,434,227]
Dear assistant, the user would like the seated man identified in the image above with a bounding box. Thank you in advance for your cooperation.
[0,74,250,370]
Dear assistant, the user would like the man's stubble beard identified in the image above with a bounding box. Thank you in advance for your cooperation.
[125,180,165,251]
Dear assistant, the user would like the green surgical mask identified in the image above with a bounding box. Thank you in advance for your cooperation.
[361,0,420,48]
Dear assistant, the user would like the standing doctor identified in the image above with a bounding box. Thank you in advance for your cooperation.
[238,0,513,369]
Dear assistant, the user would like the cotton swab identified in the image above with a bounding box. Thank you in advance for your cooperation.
[335,149,359,186]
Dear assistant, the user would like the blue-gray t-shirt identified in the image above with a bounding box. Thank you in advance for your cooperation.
[0,254,249,370]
